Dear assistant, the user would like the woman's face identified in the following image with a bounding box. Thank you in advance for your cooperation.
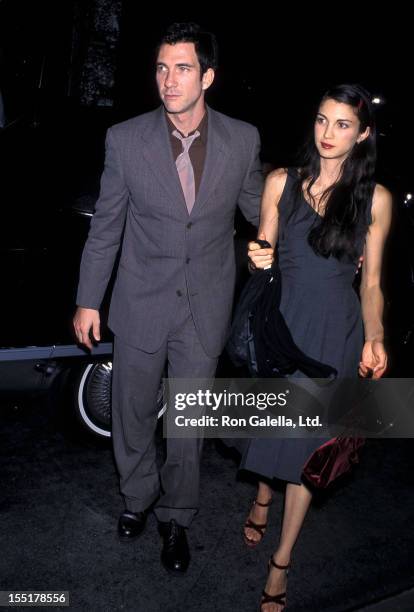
[314,98,370,161]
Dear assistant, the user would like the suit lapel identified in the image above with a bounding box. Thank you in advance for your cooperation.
[192,106,230,214]
[142,106,188,214]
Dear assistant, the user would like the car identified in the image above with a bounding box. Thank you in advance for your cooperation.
[0,101,167,438]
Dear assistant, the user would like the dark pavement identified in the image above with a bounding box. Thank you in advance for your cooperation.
[1,397,414,612]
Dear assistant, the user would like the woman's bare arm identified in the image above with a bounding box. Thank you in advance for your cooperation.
[359,183,392,377]
[248,168,288,269]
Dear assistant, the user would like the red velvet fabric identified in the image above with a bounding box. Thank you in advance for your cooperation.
[302,436,365,488]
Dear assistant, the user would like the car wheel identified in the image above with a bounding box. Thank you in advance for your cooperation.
[73,360,166,438]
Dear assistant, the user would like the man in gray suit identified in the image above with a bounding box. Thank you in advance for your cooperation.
[73,22,262,573]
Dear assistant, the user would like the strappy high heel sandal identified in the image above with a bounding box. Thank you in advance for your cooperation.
[260,557,290,611]
[243,497,273,548]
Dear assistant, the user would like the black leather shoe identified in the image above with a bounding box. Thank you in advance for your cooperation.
[118,510,147,542]
[159,519,190,574]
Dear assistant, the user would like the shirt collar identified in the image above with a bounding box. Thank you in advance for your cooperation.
[166,111,208,143]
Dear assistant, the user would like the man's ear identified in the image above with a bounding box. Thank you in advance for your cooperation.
[201,68,215,91]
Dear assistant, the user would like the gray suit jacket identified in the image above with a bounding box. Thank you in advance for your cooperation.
[76,105,263,357]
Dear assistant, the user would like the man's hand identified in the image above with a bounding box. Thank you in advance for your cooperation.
[73,307,101,350]
[248,232,274,270]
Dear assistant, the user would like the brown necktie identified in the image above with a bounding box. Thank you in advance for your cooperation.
[172,129,200,214]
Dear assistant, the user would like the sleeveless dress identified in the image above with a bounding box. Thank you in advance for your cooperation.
[239,169,372,484]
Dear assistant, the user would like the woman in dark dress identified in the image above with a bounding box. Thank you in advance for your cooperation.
[243,84,392,611]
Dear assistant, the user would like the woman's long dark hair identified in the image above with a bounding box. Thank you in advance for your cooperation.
[292,84,377,261]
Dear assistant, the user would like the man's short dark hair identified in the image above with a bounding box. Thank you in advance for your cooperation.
[157,22,218,75]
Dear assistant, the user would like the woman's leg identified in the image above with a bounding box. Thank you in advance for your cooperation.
[244,480,273,544]
[261,482,313,611]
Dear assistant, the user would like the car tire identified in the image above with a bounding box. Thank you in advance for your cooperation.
[73,359,166,439]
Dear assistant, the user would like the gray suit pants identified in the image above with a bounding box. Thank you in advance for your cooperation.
[111,298,218,527]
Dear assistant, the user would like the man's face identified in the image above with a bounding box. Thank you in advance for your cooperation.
[156,42,214,115]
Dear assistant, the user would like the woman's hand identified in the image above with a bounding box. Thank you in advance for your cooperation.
[248,232,274,270]
[359,340,388,378]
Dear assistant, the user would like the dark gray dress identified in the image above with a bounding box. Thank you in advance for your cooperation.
[239,169,371,484]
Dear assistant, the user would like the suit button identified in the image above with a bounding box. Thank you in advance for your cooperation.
[186,222,192,229]
[176,290,183,297]
[186,257,190,264]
